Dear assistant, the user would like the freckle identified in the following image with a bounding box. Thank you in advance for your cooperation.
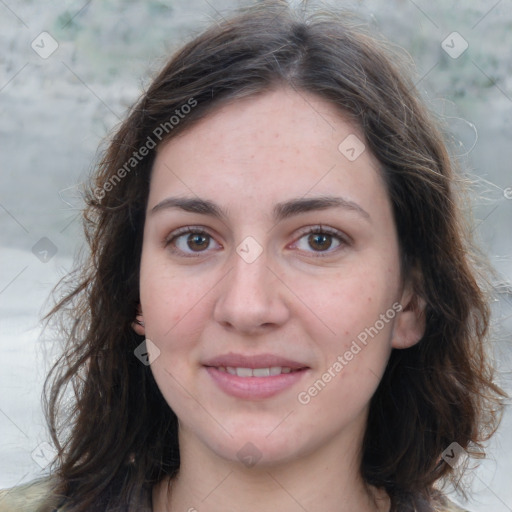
[367,297,372,302]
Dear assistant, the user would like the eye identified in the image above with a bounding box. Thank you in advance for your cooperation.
[166,227,221,256]
[292,226,346,254]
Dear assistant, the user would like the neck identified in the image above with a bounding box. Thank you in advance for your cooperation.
[152,427,389,512]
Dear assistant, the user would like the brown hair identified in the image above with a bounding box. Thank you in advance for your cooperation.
[43,2,505,510]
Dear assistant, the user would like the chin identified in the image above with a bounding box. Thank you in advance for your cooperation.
[193,420,315,469]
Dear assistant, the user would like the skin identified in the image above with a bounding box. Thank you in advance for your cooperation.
[134,87,425,512]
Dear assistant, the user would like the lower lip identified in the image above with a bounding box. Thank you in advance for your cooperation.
[205,367,309,400]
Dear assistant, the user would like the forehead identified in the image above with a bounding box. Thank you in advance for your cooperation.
[148,87,388,219]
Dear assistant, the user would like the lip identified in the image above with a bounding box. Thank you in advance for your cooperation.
[203,352,310,400]
[202,353,308,370]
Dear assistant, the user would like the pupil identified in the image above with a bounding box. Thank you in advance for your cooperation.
[309,233,331,251]
[188,234,209,251]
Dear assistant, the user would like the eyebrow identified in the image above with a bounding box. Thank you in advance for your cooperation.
[150,195,370,222]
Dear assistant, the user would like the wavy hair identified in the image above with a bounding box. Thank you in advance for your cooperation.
[43,2,505,510]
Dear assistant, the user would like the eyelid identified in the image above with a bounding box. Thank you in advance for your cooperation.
[163,224,350,257]
[295,224,349,240]
[164,225,213,241]
[289,225,351,255]
[164,225,222,256]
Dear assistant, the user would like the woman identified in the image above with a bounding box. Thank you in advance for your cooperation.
[0,1,505,511]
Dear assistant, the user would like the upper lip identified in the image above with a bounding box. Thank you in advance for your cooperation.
[203,353,309,370]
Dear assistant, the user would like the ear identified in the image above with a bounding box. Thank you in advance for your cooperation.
[392,281,426,350]
[132,304,145,336]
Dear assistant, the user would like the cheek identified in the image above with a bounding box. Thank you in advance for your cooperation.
[296,280,396,422]
[139,270,218,412]
[139,252,212,343]
[298,267,399,342]
[141,277,211,412]
[292,263,399,397]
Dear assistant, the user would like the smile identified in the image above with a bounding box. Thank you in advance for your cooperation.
[205,365,309,399]
[214,366,299,377]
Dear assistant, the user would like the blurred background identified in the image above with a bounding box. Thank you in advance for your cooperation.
[0,0,511,510]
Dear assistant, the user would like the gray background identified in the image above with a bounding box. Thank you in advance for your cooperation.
[0,1,511,511]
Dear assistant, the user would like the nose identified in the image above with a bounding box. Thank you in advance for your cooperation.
[213,249,290,335]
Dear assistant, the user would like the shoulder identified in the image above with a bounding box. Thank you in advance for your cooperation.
[0,477,62,512]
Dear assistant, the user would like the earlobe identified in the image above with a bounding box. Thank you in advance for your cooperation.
[132,305,145,336]
[391,290,426,350]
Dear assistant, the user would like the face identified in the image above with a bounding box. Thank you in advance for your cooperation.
[138,87,423,467]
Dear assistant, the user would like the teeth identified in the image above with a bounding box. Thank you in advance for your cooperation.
[218,366,297,377]
[252,368,270,377]
[236,367,253,377]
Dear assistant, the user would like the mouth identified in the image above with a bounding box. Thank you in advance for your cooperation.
[212,366,305,377]
[202,353,310,399]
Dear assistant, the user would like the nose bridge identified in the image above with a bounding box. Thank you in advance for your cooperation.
[227,247,273,305]
[213,244,289,331]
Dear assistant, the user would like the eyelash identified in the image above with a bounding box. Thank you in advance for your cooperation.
[164,226,218,257]
[164,225,349,257]
[291,226,349,256]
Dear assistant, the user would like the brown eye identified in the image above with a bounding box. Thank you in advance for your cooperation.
[293,227,344,255]
[167,228,221,256]
[307,233,333,251]
[186,233,210,251]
